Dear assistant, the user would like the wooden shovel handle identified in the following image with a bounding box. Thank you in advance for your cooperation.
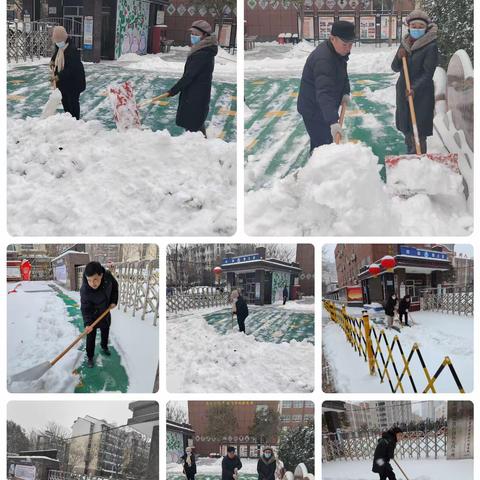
[138,92,169,108]
[335,101,347,145]
[50,306,113,366]
[402,56,421,155]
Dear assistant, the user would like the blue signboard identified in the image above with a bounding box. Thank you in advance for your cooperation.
[399,246,448,261]
[222,254,261,265]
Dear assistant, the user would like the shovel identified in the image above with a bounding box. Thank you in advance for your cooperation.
[9,306,113,383]
[335,101,347,145]
[393,458,411,480]
[41,78,63,119]
[138,92,170,108]
[385,56,459,194]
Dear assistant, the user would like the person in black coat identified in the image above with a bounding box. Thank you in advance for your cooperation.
[165,20,218,137]
[372,427,403,480]
[80,261,119,368]
[181,447,197,480]
[222,446,242,480]
[398,294,411,326]
[257,447,276,480]
[297,21,355,153]
[384,293,398,329]
[282,285,289,305]
[50,26,86,120]
[391,10,439,154]
[234,292,249,333]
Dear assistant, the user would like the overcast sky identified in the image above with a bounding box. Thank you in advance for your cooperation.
[8,401,133,432]
[323,244,473,263]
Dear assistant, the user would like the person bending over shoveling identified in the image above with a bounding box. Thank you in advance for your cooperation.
[50,26,86,120]
[392,9,439,154]
[372,427,403,480]
[162,20,218,137]
[80,261,118,368]
[297,20,355,153]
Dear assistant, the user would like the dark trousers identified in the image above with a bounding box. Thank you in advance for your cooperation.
[283,296,288,305]
[399,312,409,325]
[302,113,333,154]
[86,322,110,359]
[379,464,396,480]
[237,317,246,333]
[405,133,427,154]
[61,90,81,120]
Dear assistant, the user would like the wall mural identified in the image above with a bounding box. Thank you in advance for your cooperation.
[271,271,290,304]
[115,0,150,59]
[166,430,184,463]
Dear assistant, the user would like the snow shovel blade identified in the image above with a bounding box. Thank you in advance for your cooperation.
[9,361,52,383]
[41,89,62,119]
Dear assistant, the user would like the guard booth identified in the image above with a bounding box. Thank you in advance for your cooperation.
[51,250,90,291]
[7,454,60,480]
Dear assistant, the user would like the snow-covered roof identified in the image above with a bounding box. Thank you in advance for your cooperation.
[50,250,88,263]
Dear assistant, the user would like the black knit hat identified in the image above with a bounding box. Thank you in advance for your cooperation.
[331,21,356,42]
[227,446,236,453]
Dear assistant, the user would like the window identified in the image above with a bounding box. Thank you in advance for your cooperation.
[282,401,292,408]
[292,415,302,422]
[293,401,303,408]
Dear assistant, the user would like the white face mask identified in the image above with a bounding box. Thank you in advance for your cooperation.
[56,41,66,49]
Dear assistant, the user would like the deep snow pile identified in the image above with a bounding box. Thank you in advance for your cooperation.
[246,143,472,236]
[167,308,314,393]
[322,458,473,480]
[322,308,473,393]
[7,282,83,393]
[245,42,396,77]
[282,297,315,312]
[8,114,236,236]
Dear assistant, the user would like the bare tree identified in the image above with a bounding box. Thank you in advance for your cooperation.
[266,244,294,263]
[167,402,188,424]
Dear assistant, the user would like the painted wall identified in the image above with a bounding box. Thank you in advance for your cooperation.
[166,430,184,463]
[115,0,150,58]
[271,271,290,304]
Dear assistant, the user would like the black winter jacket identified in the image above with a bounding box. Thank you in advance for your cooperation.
[391,26,439,137]
[50,39,86,95]
[80,267,119,328]
[372,430,397,474]
[297,39,350,124]
[398,298,411,314]
[235,296,249,322]
[181,454,197,476]
[222,455,242,480]
[384,296,397,317]
[257,456,276,480]
[169,40,218,131]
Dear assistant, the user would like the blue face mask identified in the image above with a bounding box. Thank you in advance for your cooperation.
[56,41,66,48]
[410,28,426,40]
[264,453,272,459]
[191,35,201,45]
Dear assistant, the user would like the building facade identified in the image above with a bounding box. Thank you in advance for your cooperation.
[345,401,413,432]
[279,401,314,431]
[295,244,315,296]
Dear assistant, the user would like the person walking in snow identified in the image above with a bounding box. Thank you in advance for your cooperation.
[49,26,86,120]
[181,446,197,480]
[372,427,403,480]
[282,285,289,305]
[392,10,438,154]
[232,290,249,333]
[398,294,411,326]
[257,447,276,480]
[222,446,242,480]
[384,293,398,329]
[80,261,118,368]
[163,20,218,137]
[297,20,355,153]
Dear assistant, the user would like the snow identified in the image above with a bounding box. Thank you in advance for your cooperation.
[323,307,473,393]
[168,458,259,475]
[322,458,473,480]
[167,307,314,393]
[246,142,472,236]
[8,114,236,236]
[363,85,397,109]
[245,42,396,78]
[7,281,158,393]
[281,297,315,312]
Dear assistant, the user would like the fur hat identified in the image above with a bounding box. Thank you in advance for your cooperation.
[406,10,430,26]
[190,20,212,35]
[52,26,68,43]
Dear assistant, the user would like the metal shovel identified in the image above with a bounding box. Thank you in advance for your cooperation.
[9,306,113,383]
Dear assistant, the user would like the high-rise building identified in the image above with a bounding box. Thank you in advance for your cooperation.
[296,244,315,296]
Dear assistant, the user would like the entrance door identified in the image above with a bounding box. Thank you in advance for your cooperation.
[101,1,116,59]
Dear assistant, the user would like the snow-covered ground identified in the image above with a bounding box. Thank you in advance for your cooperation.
[322,458,473,480]
[167,306,314,393]
[322,307,473,393]
[7,281,158,393]
[8,114,236,236]
[168,458,258,476]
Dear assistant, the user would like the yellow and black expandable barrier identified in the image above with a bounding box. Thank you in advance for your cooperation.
[323,300,465,394]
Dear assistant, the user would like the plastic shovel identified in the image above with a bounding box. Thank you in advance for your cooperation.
[9,306,113,383]
[385,56,459,194]
[335,101,347,145]
[41,79,63,119]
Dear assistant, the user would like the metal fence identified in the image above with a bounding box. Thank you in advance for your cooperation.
[166,287,231,313]
[7,17,84,63]
[323,428,447,462]
[75,260,159,326]
[420,286,473,316]
[322,300,465,394]
[47,472,110,480]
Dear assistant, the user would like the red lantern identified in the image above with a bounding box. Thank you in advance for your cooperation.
[381,255,396,272]
[213,266,222,275]
[369,263,381,277]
